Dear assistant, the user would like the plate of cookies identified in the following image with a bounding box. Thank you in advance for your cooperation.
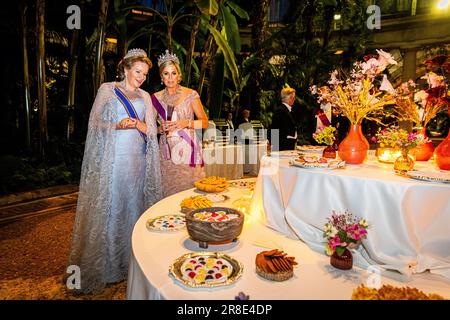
[194,176,229,193]
[255,249,298,281]
[180,195,213,213]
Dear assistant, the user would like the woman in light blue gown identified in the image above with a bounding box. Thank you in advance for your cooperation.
[67,49,162,294]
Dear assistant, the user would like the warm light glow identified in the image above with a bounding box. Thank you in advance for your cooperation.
[377,148,402,163]
[437,0,449,10]
[334,50,344,55]
[334,14,341,20]
[132,9,153,16]
[105,37,117,44]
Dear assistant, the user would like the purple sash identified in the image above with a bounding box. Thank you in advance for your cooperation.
[151,94,203,167]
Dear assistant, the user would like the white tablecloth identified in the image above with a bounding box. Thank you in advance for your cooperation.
[203,145,244,180]
[243,143,267,176]
[251,155,450,279]
[127,178,450,300]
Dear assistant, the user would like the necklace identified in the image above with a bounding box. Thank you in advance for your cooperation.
[161,86,182,107]
[118,81,140,99]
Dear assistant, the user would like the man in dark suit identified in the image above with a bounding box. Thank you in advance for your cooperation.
[270,87,298,151]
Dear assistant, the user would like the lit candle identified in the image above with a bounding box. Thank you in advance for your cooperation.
[377,148,402,163]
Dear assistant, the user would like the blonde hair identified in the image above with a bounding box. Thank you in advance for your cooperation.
[281,87,296,102]
[159,60,182,79]
[116,56,152,81]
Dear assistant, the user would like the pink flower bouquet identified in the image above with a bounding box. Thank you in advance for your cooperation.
[324,210,368,256]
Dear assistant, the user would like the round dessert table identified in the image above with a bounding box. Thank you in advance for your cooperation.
[126,178,450,300]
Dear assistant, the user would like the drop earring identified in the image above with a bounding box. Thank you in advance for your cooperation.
[161,79,163,85]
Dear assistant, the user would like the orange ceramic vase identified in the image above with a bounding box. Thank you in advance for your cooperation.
[413,127,434,161]
[338,124,369,164]
[435,130,450,170]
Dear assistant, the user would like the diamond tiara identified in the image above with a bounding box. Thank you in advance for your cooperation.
[124,48,147,59]
[157,49,180,67]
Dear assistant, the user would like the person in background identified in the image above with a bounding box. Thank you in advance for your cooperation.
[151,50,208,197]
[67,48,162,294]
[270,87,298,151]
[237,109,251,127]
[226,112,235,130]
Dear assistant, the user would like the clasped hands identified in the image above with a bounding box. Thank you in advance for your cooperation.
[161,120,190,133]
[116,118,138,130]
[116,118,147,134]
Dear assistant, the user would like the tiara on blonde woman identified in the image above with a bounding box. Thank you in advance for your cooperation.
[124,48,147,59]
[157,50,180,67]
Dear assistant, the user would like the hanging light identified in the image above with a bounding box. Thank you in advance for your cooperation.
[437,0,449,10]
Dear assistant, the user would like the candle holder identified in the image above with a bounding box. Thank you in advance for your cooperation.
[376,147,402,164]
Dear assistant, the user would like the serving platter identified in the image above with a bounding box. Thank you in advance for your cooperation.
[169,252,243,288]
[290,158,345,170]
[146,214,186,232]
[296,145,326,153]
[406,171,450,184]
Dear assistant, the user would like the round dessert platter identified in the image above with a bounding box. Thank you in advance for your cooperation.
[169,252,243,288]
[290,155,345,169]
[230,180,256,190]
[194,176,229,193]
[146,214,186,232]
[406,170,450,184]
[205,193,229,203]
[255,249,298,281]
[297,145,326,153]
[180,195,213,213]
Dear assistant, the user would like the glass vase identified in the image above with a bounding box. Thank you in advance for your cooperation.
[435,129,450,170]
[413,127,434,161]
[394,150,415,174]
[322,145,337,159]
[338,124,369,164]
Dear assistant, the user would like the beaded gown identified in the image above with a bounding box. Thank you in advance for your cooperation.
[154,88,205,197]
[67,82,162,294]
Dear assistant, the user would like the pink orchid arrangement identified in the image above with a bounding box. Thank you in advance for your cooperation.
[310,49,397,125]
[324,210,368,257]
[372,126,428,152]
[394,54,450,128]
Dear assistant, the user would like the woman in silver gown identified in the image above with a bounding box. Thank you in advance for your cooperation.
[67,49,162,294]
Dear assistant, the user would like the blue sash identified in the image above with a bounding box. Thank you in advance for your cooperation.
[114,86,147,142]
[151,94,203,167]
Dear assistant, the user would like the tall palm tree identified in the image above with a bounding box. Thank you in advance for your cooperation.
[67,0,86,142]
[93,0,110,95]
[20,0,31,154]
[36,0,48,158]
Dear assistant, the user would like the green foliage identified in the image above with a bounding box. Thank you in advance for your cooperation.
[0,138,83,195]
[0,156,77,195]
[258,90,276,128]
[195,0,219,16]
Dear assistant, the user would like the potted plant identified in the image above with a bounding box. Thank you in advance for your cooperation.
[313,126,338,158]
[373,126,428,174]
[324,210,368,270]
